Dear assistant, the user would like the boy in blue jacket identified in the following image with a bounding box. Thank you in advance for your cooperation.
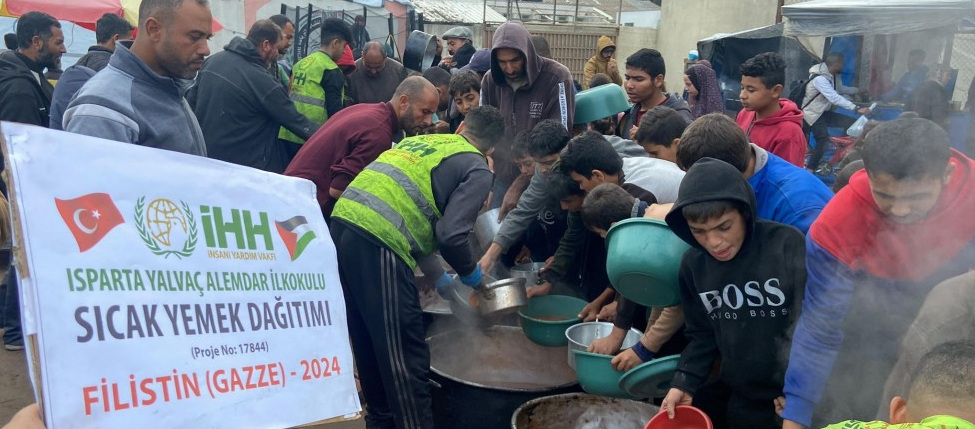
[661,157,806,428]
[676,113,832,234]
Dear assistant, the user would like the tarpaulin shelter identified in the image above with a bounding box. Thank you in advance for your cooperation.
[697,23,819,112]
[782,0,975,153]
[781,0,975,93]
[782,0,975,37]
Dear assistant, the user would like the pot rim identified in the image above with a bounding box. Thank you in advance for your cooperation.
[427,326,579,392]
[509,391,659,428]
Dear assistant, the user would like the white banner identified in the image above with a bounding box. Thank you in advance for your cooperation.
[2,122,360,429]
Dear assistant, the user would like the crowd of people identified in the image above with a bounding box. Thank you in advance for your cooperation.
[1,1,975,429]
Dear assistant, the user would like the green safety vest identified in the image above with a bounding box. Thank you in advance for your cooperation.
[278,51,342,144]
[819,415,975,429]
[332,134,483,268]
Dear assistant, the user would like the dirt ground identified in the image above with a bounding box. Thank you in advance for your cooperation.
[0,330,365,428]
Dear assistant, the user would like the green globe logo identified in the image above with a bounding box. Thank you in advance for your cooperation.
[134,196,198,259]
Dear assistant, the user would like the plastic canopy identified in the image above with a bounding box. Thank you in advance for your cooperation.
[697,23,819,112]
[0,0,222,32]
[782,0,975,36]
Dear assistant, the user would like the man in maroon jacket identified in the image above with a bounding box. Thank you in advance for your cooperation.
[284,76,440,219]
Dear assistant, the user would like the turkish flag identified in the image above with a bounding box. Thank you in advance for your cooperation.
[54,193,125,252]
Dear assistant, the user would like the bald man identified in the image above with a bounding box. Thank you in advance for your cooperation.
[285,76,440,219]
[348,41,409,104]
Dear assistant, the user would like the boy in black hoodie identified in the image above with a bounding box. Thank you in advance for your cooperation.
[661,157,805,429]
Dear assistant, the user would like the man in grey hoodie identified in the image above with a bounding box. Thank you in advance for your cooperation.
[480,20,575,204]
[64,0,213,156]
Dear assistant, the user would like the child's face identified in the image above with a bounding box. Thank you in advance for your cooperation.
[570,171,610,193]
[687,209,746,262]
[454,89,479,116]
[592,226,609,238]
[640,141,678,164]
[560,195,584,212]
[533,153,560,174]
[514,155,535,176]
[624,67,662,105]
[739,76,781,113]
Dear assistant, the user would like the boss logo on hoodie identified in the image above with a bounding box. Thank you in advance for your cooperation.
[529,102,544,118]
[699,278,788,320]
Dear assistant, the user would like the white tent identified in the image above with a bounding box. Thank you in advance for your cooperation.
[782,0,975,37]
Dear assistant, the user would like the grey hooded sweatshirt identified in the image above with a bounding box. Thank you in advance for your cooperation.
[480,21,575,188]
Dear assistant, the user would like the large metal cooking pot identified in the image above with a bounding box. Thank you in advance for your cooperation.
[403,30,437,72]
[511,392,659,429]
[428,326,580,429]
[565,322,643,370]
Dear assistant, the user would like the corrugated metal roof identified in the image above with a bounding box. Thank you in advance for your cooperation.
[411,0,508,23]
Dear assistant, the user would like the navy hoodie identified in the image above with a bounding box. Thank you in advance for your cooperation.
[664,158,805,411]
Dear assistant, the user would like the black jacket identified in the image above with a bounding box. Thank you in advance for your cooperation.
[664,157,805,405]
[75,46,113,72]
[188,37,319,173]
[450,42,476,70]
[0,51,53,127]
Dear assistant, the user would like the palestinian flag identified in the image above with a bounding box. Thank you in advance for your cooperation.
[275,216,316,261]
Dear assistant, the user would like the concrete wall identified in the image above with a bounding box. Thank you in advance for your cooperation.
[620,11,660,29]
[616,25,658,70]
[656,0,778,93]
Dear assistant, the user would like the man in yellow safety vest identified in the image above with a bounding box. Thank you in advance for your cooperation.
[330,106,504,429]
[278,17,352,161]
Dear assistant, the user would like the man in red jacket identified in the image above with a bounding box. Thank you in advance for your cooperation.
[284,76,440,219]
[737,53,807,167]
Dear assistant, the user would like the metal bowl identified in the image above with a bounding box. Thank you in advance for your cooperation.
[448,275,495,328]
[511,262,546,287]
[474,208,502,252]
[564,321,643,370]
[476,277,529,318]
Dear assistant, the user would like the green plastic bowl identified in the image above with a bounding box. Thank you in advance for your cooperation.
[605,218,690,307]
[619,354,680,399]
[572,349,633,398]
[573,84,630,124]
[519,295,587,347]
